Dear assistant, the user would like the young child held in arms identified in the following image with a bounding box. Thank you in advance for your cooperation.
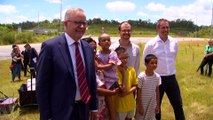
[136,54,161,120]
[96,33,121,120]
[114,46,138,120]
[83,37,119,120]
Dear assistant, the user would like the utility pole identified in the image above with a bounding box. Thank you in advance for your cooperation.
[59,0,62,33]
[38,12,40,29]
[195,16,197,38]
[211,4,213,38]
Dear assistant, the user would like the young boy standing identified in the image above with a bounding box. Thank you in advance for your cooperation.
[114,46,138,120]
[136,54,161,120]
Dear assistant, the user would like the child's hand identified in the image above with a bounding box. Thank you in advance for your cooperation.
[138,107,144,115]
[120,85,127,93]
[95,55,101,61]
[155,106,160,114]
[118,87,128,97]
[112,87,120,94]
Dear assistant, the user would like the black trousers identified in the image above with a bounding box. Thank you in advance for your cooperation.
[23,63,28,76]
[156,75,185,120]
[70,101,89,120]
[200,57,213,76]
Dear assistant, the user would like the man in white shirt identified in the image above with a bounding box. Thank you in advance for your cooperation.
[110,21,140,76]
[143,18,185,120]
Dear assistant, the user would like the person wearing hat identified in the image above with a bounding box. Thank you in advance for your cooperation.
[21,44,30,76]
[24,43,38,78]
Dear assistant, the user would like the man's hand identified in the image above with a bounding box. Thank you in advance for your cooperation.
[90,111,98,120]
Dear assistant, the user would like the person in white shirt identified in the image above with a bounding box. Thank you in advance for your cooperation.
[110,21,140,76]
[143,18,185,120]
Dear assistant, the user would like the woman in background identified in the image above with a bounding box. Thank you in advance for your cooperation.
[11,44,23,81]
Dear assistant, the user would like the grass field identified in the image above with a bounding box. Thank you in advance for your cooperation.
[0,40,213,120]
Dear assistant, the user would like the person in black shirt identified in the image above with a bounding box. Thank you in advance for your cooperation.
[24,44,38,78]
[21,45,30,76]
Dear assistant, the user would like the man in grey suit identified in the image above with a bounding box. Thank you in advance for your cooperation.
[36,8,98,120]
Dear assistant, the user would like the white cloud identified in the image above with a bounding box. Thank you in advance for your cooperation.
[145,0,212,26]
[106,1,135,12]
[45,0,61,3]
[0,15,28,24]
[162,0,212,26]
[92,14,101,19]
[146,2,165,12]
[137,11,148,17]
[53,9,67,21]
[0,5,18,14]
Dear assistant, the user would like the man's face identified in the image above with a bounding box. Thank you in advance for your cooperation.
[208,41,213,46]
[26,46,30,50]
[64,11,87,41]
[157,21,170,40]
[119,23,131,40]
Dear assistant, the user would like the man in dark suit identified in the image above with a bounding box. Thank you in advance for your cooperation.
[24,43,38,78]
[36,8,98,120]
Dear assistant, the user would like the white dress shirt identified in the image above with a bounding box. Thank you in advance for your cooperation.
[65,33,86,101]
[143,35,178,76]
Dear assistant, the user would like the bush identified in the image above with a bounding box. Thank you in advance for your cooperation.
[16,32,33,43]
[2,31,16,44]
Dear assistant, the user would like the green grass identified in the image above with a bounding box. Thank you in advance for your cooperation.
[0,61,39,120]
[0,40,213,120]
[160,40,213,120]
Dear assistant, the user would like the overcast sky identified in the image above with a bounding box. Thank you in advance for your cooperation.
[0,0,212,26]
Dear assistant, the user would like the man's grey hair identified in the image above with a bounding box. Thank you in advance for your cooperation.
[64,8,84,21]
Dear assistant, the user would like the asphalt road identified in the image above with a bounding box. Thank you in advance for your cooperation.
[0,37,207,60]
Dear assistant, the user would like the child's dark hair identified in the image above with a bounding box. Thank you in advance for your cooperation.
[82,37,96,44]
[115,46,126,55]
[145,54,157,64]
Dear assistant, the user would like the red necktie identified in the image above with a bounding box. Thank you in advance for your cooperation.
[74,42,91,104]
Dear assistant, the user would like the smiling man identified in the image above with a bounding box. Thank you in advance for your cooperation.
[143,18,185,120]
[36,8,98,120]
[110,21,140,76]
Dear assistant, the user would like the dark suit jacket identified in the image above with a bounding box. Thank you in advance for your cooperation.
[36,33,98,120]
[29,47,38,68]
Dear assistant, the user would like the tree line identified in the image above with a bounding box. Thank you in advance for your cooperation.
[0,18,211,45]
[0,18,201,31]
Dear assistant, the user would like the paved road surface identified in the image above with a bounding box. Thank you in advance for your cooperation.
[0,37,208,60]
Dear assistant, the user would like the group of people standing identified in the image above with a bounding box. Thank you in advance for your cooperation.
[36,8,185,120]
[10,43,38,81]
